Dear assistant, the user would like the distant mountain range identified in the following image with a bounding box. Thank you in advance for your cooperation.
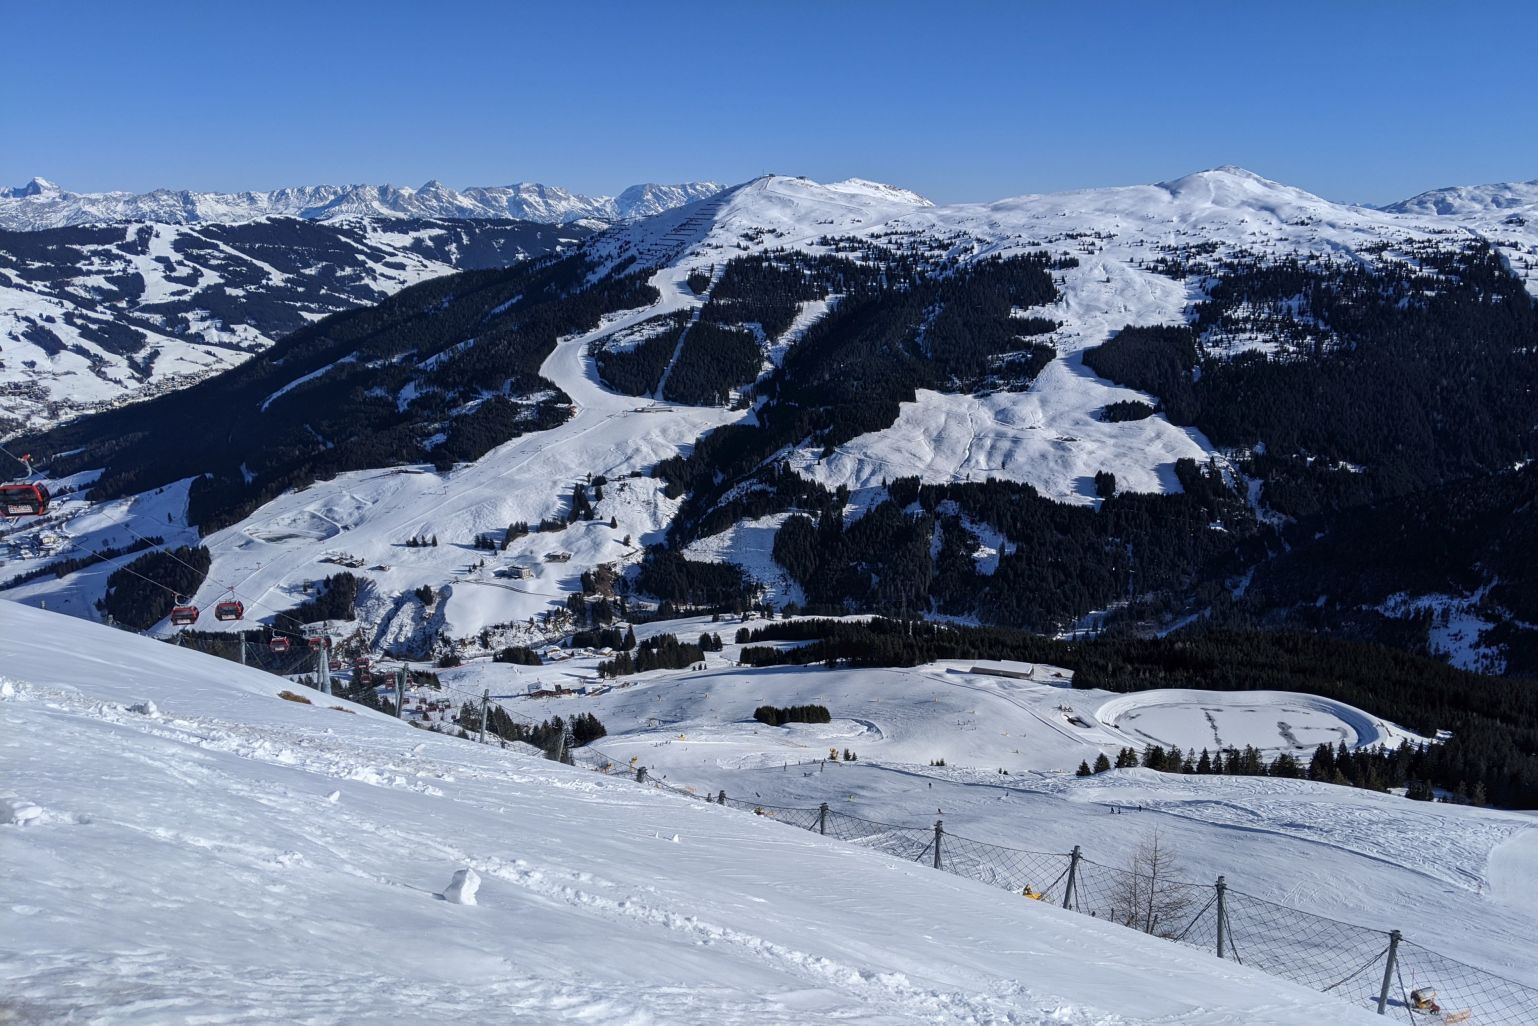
[0,177,724,230]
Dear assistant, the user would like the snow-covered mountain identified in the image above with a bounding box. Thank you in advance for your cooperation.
[1381,177,1538,218]
[0,216,589,434]
[0,599,1470,1024]
[5,167,1537,1025]
[0,176,724,230]
[6,167,1538,674]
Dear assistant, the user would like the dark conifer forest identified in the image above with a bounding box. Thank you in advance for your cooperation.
[101,546,212,629]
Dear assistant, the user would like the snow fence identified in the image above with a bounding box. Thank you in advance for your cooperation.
[574,747,1538,1026]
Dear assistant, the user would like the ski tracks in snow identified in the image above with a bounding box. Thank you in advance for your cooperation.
[336,812,1111,1026]
[1,672,1125,1026]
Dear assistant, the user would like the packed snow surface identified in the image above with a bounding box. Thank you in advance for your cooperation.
[437,619,1537,985]
[0,600,1398,1025]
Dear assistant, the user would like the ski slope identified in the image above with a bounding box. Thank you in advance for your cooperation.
[0,267,748,642]
[1,600,1394,1025]
[430,619,1537,986]
[196,267,741,643]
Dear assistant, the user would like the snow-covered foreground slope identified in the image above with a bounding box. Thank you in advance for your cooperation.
[433,620,1538,987]
[0,601,1387,1025]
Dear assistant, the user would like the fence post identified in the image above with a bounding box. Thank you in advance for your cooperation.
[717,790,726,805]
[819,802,829,835]
[1062,845,1082,909]
[1377,930,1401,1015]
[933,819,944,870]
[636,766,647,784]
[1215,875,1227,959]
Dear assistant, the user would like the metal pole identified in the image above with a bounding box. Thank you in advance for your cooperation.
[478,689,490,744]
[239,634,246,667]
[395,666,407,718]
[1377,930,1401,1015]
[819,802,828,835]
[1062,845,1082,909]
[317,643,331,695]
[933,820,944,870]
[1215,875,1227,959]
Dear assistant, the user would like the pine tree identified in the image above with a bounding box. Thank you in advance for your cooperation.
[1076,760,1093,777]
[1309,743,1336,781]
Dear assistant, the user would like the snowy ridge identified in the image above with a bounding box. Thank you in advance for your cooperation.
[0,600,1390,1025]
[0,176,724,230]
[1382,177,1538,217]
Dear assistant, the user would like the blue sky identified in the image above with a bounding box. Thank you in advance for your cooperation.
[4,0,1534,205]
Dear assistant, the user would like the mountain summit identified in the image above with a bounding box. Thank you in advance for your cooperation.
[3,176,60,199]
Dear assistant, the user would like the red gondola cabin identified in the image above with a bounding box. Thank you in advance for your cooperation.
[169,605,200,626]
[0,483,49,517]
[270,636,291,654]
[214,600,244,621]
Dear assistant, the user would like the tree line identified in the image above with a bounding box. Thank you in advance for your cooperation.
[597,632,706,678]
[732,616,1538,807]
